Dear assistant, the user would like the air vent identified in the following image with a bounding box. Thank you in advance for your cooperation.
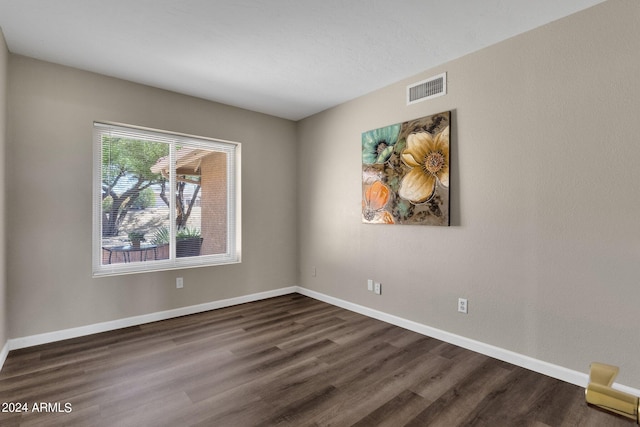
[407,72,446,105]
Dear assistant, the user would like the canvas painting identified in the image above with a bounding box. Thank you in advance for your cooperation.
[362,111,450,225]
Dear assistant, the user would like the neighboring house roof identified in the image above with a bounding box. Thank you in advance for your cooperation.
[151,148,211,177]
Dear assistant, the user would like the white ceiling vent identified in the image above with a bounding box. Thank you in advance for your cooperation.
[407,72,447,105]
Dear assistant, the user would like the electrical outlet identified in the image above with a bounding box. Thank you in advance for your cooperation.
[458,298,468,314]
[374,282,382,295]
[367,279,374,291]
[312,267,317,277]
[176,277,184,289]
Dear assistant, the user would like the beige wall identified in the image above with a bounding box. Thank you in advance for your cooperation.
[298,0,640,387]
[6,56,298,337]
[0,29,8,350]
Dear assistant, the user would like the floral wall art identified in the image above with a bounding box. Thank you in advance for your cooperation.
[362,111,450,225]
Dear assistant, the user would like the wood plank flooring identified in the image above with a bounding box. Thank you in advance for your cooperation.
[0,294,634,426]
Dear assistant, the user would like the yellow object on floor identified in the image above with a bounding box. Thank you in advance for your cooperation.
[586,362,639,422]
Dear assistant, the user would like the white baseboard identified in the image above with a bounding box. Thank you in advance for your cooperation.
[0,340,8,370]
[296,287,640,397]
[7,286,297,352]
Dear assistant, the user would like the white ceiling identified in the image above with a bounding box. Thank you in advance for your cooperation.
[0,0,604,121]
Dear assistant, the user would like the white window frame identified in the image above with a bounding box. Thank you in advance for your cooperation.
[93,122,241,277]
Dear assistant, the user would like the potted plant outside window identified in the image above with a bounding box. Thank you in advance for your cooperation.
[127,231,146,249]
[176,227,203,257]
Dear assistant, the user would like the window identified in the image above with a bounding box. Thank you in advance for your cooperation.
[93,122,241,276]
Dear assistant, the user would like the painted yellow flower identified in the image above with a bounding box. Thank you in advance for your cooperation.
[398,127,449,204]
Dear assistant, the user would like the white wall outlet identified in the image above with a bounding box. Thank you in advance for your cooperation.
[312,266,317,277]
[458,298,468,314]
[176,277,184,289]
[367,279,374,291]
[374,282,382,295]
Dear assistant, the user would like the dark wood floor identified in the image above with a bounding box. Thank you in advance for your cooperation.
[0,294,634,426]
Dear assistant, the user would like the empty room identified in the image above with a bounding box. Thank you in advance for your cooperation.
[0,0,639,425]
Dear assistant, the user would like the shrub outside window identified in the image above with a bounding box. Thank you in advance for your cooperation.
[93,122,241,276]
